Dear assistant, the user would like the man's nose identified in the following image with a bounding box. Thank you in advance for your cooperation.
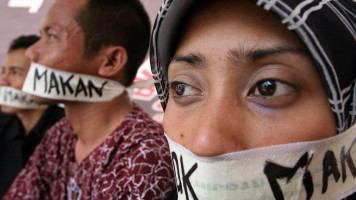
[25,42,40,63]
[189,96,246,157]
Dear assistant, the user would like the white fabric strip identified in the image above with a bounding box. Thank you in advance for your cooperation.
[0,86,46,109]
[22,63,153,102]
[166,123,356,200]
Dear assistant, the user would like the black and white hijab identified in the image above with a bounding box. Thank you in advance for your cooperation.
[150,0,356,133]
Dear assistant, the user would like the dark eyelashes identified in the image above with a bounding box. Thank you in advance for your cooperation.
[250,79,295,91]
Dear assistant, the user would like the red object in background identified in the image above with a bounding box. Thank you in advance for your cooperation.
[133,69,157,101]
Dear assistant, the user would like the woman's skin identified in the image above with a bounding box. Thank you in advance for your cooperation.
[163,0,336,157]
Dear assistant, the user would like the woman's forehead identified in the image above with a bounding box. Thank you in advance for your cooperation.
[173,0,303,63]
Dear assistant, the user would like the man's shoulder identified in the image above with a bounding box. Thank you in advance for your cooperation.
[108,103,166,154]
[47,117,71,131]
[42,117,75,143]
[119,104,164,144]
[122,103,164,132]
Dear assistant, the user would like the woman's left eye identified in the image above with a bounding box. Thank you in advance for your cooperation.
[251,80,295,97]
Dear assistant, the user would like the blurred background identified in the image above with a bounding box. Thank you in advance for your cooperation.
[0,0,164,122]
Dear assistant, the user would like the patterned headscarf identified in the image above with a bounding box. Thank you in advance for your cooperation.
[150,0,356,133]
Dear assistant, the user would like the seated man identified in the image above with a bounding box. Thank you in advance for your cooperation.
[3,0,174,199]
[0,35,64,197]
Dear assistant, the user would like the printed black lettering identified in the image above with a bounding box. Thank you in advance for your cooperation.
[34,68,47,92]
[88,80,108,97]
[340,138,356,182]
[322,150,341,193]
[226,183,238,190]
[74,78,88,97]
[2,90,37,105]
[48,72,60,95]
[252,179,264,188]
[59,75,74,96]
[241,181,249,189]
[20,95,27,103]
[264,152,314,200]
[171,152,183,193]
[180,156,198,200]
[13,93,20,101]
[4,91,11,101]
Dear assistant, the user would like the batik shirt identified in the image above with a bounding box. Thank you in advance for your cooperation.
[3,104,174,200]
[0,106,64,198]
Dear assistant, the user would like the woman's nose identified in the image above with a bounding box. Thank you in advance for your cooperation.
[189,96,246,157]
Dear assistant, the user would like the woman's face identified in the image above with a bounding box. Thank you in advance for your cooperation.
[163,0,336,157]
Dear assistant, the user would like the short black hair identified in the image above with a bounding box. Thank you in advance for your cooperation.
[8,35,40,53]
[75,0,151,86]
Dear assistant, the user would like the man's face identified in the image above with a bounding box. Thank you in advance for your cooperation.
[25,0,101,103]
[163,0,337,157]
[25,0,99,75]
[0,48,31,114]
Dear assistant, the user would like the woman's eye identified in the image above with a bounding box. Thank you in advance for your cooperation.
[248,79,298,108]
[173,82,185,96]
[170,82,201,97]
[252,80,295,97]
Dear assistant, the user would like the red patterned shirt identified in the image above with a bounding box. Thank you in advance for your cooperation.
[3,104,174,200]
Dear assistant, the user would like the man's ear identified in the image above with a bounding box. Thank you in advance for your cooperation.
[98,46,128,77]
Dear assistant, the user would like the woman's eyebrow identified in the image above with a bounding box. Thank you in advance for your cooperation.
[170,46,305,67]
[229,46,306,63]
[171,53,206,67]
